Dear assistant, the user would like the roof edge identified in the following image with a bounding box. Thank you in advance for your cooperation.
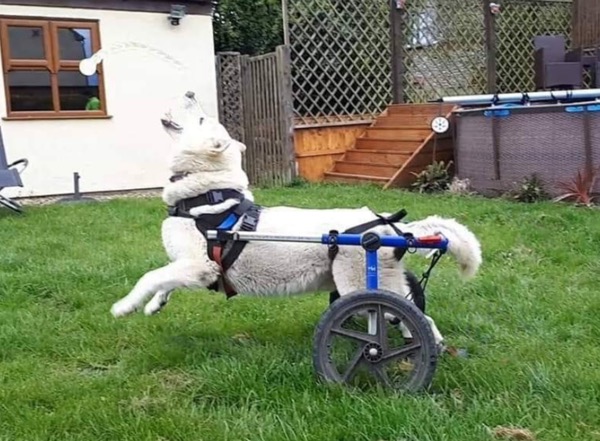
[0,0,215,16]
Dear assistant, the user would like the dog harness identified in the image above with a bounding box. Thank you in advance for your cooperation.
[167,186,261,298]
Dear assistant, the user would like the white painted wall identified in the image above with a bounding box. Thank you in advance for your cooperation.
[0,5,218,198]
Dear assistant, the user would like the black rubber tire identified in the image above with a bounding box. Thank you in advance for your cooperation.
[313,289,438,393]
[329,270,426,314]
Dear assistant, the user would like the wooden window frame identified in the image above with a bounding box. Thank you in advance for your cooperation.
[0,17,109,120]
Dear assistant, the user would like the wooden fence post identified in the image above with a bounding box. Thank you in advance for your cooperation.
[484,0,498,94]
[215,54,224,123]
[276,45,297,182]
[389,0,405,104]
[240,54,254,182]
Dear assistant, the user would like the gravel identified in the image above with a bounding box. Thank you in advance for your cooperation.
[15,188,163,206]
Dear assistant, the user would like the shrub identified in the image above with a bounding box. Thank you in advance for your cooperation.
[411,160,453,194]
[553,167,600,207]
[507,174,549,203]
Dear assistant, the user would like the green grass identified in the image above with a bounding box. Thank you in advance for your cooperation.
[1,183,599,441]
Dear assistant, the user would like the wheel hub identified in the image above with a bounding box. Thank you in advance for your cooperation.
[363,342,383,363]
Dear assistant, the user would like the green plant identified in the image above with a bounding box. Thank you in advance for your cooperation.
[285,176,309,188]
[553,166,600,206]
[410,160,453,194]
[509,174,549,203]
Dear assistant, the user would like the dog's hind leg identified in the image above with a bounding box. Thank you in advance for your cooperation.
[424,315,444,350]
[111,259,219,318]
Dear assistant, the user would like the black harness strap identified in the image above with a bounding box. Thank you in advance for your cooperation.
[167,188,261,299]
[220,203,262,272]
[344,209,407,234]
[207,200,262,298]
[167,189,247,220]
[206,198,253,261]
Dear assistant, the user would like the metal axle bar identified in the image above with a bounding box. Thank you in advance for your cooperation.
[205,230,449,251]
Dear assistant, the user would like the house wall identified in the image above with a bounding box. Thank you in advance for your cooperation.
[0,4,217,198]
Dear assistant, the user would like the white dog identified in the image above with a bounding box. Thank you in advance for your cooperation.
[110,91,482,349]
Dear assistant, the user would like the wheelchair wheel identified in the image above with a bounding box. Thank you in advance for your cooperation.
[313,289,438,393]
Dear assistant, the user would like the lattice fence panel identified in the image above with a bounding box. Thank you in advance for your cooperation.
[495,0,572,93]
[285,0,576,120]
[572,0,600,50]
[216,52,245,142]
[401,0,487,103]
[287,0,392,126]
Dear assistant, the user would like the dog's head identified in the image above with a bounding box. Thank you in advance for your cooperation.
[161,91,247,173]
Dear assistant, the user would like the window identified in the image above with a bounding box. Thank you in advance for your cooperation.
[0,18,106,119]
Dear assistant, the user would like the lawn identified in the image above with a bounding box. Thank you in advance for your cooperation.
[1,183,599,441]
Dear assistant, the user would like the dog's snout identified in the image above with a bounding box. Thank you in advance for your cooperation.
[185,91,195,99]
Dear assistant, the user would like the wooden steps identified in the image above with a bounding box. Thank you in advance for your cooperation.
[364,127,431,140]
[355,138,422,151]
[324,172,389,185]
[344,149,411,166]
[333,161,398,178]
[373,116,434,127]
[323,103,456,188]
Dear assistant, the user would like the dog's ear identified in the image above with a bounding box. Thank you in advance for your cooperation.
[207,138,233,155]
[235,140,247,153]
[206,139,247,155]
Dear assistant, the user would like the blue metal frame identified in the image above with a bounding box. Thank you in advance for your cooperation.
[320,232,449,291]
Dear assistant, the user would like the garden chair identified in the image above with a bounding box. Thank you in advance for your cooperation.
[533,35,584,91]
[0,126,28,213]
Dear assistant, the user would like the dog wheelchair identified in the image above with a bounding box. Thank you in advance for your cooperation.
[207,212,449,393]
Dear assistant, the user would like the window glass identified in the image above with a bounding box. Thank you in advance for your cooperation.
[57,27,93,60]
[8,26,46,59]
[7,70,53,111]
[58,71,101,111]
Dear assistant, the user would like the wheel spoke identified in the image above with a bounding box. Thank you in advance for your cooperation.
[342,348,364,382]
[381,342,422,363]
[372,365,392,388]
[376,305,387,349]
[331,327,377,344]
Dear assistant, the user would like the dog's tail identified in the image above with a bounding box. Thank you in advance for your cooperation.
[394,215,482,279]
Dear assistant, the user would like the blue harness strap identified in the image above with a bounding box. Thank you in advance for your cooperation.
[217,212,240,230]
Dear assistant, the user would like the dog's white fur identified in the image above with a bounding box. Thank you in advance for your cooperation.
[110,92,482,348]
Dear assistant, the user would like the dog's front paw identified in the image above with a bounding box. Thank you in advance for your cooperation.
[110,299,137,318]
[143,291,173,316]
[143,298,163,316]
